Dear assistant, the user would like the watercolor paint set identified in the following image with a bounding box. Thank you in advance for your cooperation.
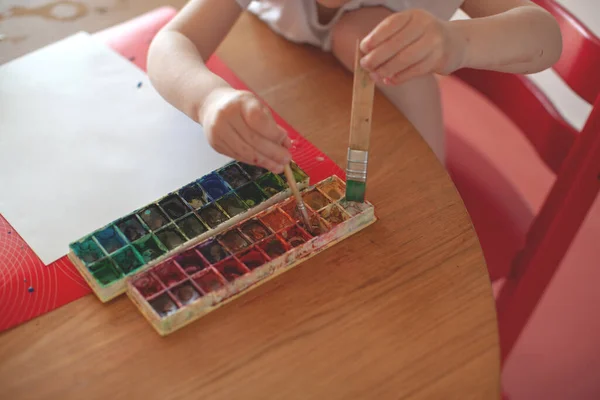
[68,161,310,302]
[69,160,376,336]
[127,174,376,335]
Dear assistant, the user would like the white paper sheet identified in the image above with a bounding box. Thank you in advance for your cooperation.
[0,32,232,264]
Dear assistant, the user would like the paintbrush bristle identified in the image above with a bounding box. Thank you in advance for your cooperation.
[345,180,366,203]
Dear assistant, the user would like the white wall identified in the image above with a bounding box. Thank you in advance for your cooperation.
[452,0,598,131]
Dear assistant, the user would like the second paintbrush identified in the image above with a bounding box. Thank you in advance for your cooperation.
[345,40,375,203]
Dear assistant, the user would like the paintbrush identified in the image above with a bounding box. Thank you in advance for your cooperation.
[283,164,312,231]
[345,40,375,203]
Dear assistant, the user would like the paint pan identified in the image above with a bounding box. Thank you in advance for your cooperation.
[198,203,229,228]
[238,162,268,180]
[175,248,208,276]
[218,229,251,253]
[302,188,332,212]
[196,239,230,264]
[112,246,144,275]
[260,208,294,233]
[159,194,190,220]
[236,182,268,208]
[240,219,271,242]
[138,205,169,231]
[316,177,345,201]
[257,173,287,197]
[155,224,187,251]
[175,213,208,239]
[117,216,148,242]
[198,173,231,200]
[217,193,249,217]
[179,183,209,209]
[218,163,251,189]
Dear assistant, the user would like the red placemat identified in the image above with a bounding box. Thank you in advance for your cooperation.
[0,7,344,332]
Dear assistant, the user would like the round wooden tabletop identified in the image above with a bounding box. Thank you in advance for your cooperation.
[0,2,500,399]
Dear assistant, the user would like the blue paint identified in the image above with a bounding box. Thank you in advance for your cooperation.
[137,81,143,88]
[28,287,34,293]
[94,226,126,254]
[198,174,231,200]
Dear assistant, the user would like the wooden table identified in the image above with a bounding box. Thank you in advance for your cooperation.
[0,1,501,398]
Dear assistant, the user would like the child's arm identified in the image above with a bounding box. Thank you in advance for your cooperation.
[147,0,291,173]
[359,0,562,86]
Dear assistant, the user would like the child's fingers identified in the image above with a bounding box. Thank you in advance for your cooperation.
[278,126,292,149]
[247,127,291,165]
[389,52,437,86]
[226,125,283,173]
[375,39,431,81]
[360,12,412,53]
[230,115,288,173]
[241,98,288,145]
[360,24,424,72]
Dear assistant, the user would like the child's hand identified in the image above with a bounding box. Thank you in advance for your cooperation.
[201,88,292,174]
[359,9,467,86]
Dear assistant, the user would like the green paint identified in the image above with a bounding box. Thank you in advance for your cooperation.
[90,258,122,285]
[345,180,366,202]
[217,193,249,217]
[257,173,287,198]
[176,213,208,239]
[236,182,268,208]
[112,246,144,274]
[133,234,167,263]
[198,203,229,228]
[71,238,104,264]
[290,162,309,182]
[155,225,187,251]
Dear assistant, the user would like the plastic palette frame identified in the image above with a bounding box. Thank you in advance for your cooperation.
[68,160,310,302]
[126,175,377,336]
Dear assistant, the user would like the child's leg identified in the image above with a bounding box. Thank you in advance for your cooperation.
[330,7,446,164]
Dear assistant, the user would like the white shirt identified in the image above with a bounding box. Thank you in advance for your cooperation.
[236,0,463,51]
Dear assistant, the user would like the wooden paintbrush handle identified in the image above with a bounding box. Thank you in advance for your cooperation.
[349,40,375,151]
[283,164,311,226]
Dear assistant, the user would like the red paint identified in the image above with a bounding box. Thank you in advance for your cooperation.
[280,225,312,248]
[218,229,250,253]
[240,219,271,242]
[175,249,208,276]
[132,273,164,298]
[259,209,294,232]
[171,282,201,305]
[192,267,227,294]
[154,261,186,288]
[238,247,269,270]
[449,0,600,363]
[214,258,250,282]
[259,236,290,259]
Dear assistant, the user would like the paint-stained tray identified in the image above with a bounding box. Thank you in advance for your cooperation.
[68,161,310,302]
[126,175,376,336]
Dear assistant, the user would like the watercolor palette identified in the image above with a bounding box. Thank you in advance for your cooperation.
[126,175,376,336]
[68,161,309,302]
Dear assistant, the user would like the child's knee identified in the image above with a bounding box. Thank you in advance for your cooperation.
[330,7,392,71]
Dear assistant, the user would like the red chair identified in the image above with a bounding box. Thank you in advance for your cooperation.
[444,0,600,364]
